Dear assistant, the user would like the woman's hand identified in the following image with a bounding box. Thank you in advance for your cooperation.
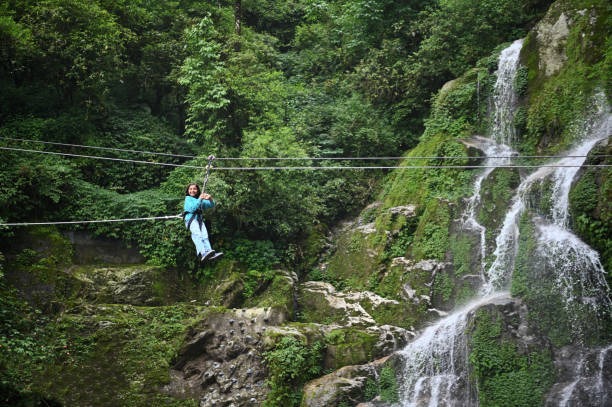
[200,193,212,200]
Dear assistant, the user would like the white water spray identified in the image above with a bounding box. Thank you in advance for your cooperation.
[491,39,523,146]
[461,40,523,281]
[483,96,610,294]
[461,138,515,278]
[548,344,612,406]
[398,293,510,406]
[397,40,525,406]
[396,36,611,405]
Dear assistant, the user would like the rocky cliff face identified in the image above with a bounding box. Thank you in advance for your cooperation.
[2,226,416,406]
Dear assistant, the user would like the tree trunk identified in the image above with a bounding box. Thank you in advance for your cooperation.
[234,1,241,36]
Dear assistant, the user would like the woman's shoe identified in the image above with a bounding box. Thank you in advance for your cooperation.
[201,250,216,262]
[209,252,224,261]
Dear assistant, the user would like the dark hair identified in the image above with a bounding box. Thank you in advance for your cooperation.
[185,183,201,196]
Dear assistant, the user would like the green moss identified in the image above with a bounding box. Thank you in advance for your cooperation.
[383,135,472,209]
[297,285,347,325]
[569,157,612,277]
[299,224,329,274]
[512,215,574,346]
[478,168,520,258]
[433,272,453,302]
[324,328,378,369]
[521,3,609,154]
[469,309,554,407]
[247,273,295,316]
[514,66,529,97]
[513,210,611,345]
[5,230,88,310]
[324,227,378,292]
[382,215,419,261]
[450,234,476,278]
[412,199,451,261]
[14,303,202,406]
[423,67,486,140]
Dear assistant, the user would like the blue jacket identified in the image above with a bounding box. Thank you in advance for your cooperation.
[183,196,215,225]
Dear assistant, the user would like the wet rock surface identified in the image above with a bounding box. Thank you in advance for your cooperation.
[545,344,612,407]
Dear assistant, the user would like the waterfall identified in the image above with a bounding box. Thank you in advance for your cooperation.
[397,40,525,406]
[461,138,515,278]
[491,39,523,146]
[395,36,611,406]
[461,39,523,281]
[550,102,611,226]
[537,223,611,318]
[482,114,609,295]
[397,293,510,406]
[533,100,611,339]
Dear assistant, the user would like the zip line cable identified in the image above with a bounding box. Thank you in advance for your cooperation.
[0,146,202,169]
[1,146,610,170]
[2,136,611,162]
[0,215,182,227]
[0,136,196,159]
[1,140,610,226]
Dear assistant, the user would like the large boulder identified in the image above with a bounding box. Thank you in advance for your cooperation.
[301,357,390,407]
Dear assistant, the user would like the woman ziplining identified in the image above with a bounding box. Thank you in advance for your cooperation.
[182,155,223,264]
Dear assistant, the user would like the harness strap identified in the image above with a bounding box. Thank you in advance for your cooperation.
[183,209,203,230]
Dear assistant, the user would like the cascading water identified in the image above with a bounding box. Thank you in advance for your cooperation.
[545,344,612,407]
[461,138,515,278]
[483,109,610,295]
[397,39,525,407]
[397,293,510,406]
[395,37,611,406]
[496,96,611,304]
[491,39,523,146]
[461,39,522,280]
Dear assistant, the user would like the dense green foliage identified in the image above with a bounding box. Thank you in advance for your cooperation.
[569,148,612,278]
[469,309,554,406]
[0,279,200,406]
[262,336,323,407]
[363,365,399,403]
[0,0,551,271]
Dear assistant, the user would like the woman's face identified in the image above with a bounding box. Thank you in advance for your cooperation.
[188,185,199,197]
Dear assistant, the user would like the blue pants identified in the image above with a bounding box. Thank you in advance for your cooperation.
[187,219,212,257]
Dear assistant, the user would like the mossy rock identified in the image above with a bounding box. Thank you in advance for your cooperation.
[468,304,555,407]
[70,264,213,306]
[4,227,85,311]
[209,271,245,308]
[477,167,521,246]
[28,303,202,407]
[521,1,609,154]
[244,270,296,317]
[323,328,378,370]
[324,225,381,291]
[298,282,353,325]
